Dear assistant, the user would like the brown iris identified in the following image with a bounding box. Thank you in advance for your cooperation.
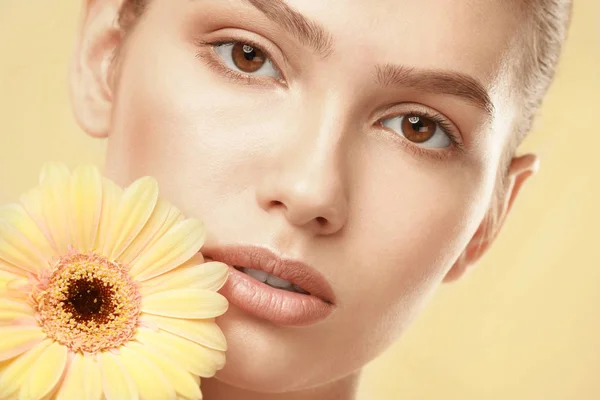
[231,43,267,73]
[401,115,437,143]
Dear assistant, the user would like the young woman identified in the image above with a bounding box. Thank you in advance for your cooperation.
[69,0,573,398]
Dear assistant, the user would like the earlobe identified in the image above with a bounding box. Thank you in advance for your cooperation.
[443,153,540,283]
[70,0,124,138]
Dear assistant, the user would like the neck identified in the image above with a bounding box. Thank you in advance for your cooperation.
[201,370,362,400]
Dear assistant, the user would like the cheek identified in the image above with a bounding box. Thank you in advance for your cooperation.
[335,148,490,348]
[106,28,288,213]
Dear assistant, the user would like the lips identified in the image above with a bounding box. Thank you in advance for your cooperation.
[202,245,336,326]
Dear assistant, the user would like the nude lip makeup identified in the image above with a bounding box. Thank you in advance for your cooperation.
[202,245,336,326]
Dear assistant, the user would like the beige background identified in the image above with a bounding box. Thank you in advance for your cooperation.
[1,2,598,399]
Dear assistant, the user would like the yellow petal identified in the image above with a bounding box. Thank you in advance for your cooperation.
[0,326,45,361]
[39,162,70,185]
[98,351,139,400]
[94,178,123,253]
[130,219,206,281]
[0,268,21,282]
[81,353,103,400]
[103,176,159,261]
[142,314,227,351]
[142,289,228,319]
[0,339,52,399]
[55,352,85,400]
[0,221,48,275]
[127,341,202,400]
[136,328,225,378]
[0,296,34,324]
[54,353,102,400]
[119,344,176,400]
[0,298,33,314]
[20,341,68,400]
[0,204,57,261]
[18,187,55,251]
[135,206,184,262]
[141,259,229,297]
[117,198,171,265]
[0,259,29,278]
[40,165,72,254]
[0,312,36,327]
[68,165,103,253]
[0,275,30,303]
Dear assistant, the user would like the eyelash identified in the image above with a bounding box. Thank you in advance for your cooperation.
[195,38,286,87]
[195,38,464,161]
[378,110,464,161]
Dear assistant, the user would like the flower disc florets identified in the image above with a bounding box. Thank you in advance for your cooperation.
[32,251,141,353]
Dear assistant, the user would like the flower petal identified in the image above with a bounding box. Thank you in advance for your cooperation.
[0,298,33,314]
[142,289,228,319]
[20,341,68,400]
[0,260,29,278]
[18,187,58,255]
[0,204,57,262]
[127,341,202,400]
[142,314,227,351]
[130,219,206,281]
[0,221,49,275]
[117,198,171,265]
[94,178,123,253]
[0,268,22,283]
[119,344,176,400]
[39,163,72,254]
[55,353,102,400]
[0,313,36,327]
[0,326,45,361]
[98,351,139,400]
[0,339,52,399]
[131,206,184,265]
[103,176,159,261]
[81,353,103,400]
[39,162,70,185]
[136,327,225,378]
[140,259,228,297]
[68,165,103,253]
[55,352,85,400]
[0,274,30,303]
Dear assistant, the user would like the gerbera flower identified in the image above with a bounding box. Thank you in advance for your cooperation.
[0,163,229,400]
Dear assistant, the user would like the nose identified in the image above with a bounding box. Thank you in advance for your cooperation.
[255,115,350,236]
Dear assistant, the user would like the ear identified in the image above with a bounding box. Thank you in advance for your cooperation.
[443,153,540,283]
[70,0,124,138]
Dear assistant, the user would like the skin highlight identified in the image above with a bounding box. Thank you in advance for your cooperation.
[70,0,571,399]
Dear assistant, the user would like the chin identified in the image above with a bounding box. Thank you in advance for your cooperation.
[209,304,336,393]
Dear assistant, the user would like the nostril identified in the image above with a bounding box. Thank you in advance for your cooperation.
[316,216,328,226]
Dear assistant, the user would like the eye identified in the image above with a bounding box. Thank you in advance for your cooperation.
[214,42,281,79]
[381,114,452,148]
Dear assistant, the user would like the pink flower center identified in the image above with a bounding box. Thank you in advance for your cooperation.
[32,252,141,353]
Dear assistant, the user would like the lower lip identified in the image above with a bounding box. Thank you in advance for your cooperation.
[218,265,334,326]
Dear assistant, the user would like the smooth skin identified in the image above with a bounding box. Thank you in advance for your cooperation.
[71,0,538,399]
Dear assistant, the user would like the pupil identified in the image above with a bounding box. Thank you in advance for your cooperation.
[64,278,113,322]
[242,45,256,61]
[409,116,425,132]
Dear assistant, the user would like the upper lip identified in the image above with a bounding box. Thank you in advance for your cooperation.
[202,245,336,305]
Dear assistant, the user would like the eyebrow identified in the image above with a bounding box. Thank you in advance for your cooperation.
[375,64,495,116]
[240,0,334,58]
[237,0,494,116]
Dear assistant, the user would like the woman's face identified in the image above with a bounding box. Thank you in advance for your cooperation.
[74,0,531,392]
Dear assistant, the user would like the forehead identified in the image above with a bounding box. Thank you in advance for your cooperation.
[279,0,523,89]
